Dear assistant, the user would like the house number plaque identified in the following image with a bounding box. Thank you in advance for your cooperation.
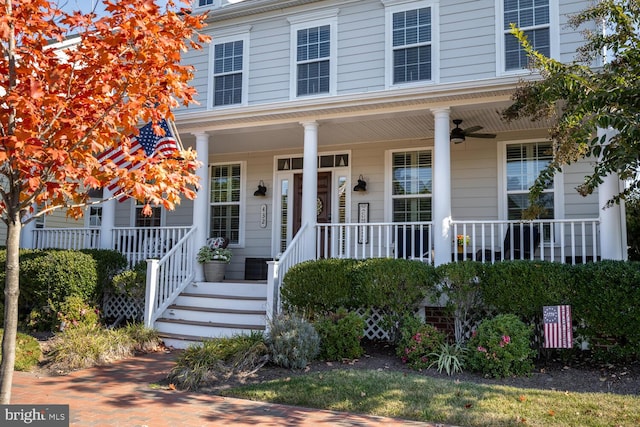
[260,204,267,228]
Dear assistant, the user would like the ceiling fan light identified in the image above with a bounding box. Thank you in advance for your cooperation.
[450,128,465,144]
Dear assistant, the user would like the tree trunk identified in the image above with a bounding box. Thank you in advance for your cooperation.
[0,215,22,403]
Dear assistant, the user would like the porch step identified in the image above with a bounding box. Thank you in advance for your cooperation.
[155,280,268,349]
[165,305,266,324]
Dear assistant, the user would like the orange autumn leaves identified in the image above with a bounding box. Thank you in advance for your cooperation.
[0,0,210,219]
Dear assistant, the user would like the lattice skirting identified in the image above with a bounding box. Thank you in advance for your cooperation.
[103,292,144,322]
[355,308,391,341]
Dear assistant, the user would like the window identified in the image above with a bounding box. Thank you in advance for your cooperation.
[505,142,554,219]
[503,0,550,71]
[135,201,161,227]
[210,163,242,244]
[88,207,102,227]
[199,0,214,6]
[296,25,330,96]
[288,10,338,98]
[392,7,432,84]
[213,40,244,106]
[391,150,432,222]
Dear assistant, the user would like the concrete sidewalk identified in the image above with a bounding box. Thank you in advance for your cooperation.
[11,350,440,426]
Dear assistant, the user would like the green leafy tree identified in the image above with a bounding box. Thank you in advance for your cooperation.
[503,0,640,209]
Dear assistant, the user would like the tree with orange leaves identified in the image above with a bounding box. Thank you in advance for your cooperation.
[0,0,210,402]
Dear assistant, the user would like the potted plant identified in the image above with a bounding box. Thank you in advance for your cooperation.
[197,237,232,282]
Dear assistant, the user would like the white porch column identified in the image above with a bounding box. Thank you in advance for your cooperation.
[99,188,115,250]
[301,121,319,261]
[597,128,626,260]
[193,132,210,281]
[431,108,452,266]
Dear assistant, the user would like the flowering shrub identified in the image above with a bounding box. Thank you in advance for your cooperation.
[395,315,445,370]
[456,234,470,246]
[197,237,232,264]
[466,314,536,378]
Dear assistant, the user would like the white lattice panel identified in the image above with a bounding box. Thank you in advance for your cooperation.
[356,308,391,340]
[103,292,144,321]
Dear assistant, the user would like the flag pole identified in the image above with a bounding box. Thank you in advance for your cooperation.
[168,119,185,151]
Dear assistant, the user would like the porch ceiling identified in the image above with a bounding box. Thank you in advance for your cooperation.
[175,81,555,155]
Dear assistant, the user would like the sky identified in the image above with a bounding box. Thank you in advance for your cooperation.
[57,0,172,16]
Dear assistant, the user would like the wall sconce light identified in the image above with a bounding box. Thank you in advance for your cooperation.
[254,180,267,197]
[353,175,367,192]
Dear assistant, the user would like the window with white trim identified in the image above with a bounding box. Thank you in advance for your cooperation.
[391,6,432,84]
[199,0,214,6]
[503,0,550,71]
[505,142,554,219]
[213,40,244,106]
[296,25,330,96]
[134,201,162,227]
[391,150,432,222]
[210,163,242,244]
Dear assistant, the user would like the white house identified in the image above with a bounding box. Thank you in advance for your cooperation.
[21,0,627,348]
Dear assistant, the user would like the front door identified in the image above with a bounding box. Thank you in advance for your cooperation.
[293,172,331,235]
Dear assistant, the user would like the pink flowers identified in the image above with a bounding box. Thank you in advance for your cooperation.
[477,346,487,353]
[499,335,511,347]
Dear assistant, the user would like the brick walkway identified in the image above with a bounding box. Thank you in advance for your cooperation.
[11,351,441,426]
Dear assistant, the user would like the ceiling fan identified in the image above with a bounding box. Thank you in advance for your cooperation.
[450,119,497,144]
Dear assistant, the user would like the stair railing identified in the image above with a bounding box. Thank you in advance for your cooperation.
[266,223,312,325]
[144,226,197,327]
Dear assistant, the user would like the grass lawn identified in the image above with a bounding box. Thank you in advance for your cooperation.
[220,369,640,427]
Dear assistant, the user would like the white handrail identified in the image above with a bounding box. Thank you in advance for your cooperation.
[143,226,196,327]
[266,223,311,322]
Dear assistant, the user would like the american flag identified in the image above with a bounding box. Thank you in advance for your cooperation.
[543,305,573,349]
[98,119,179,200]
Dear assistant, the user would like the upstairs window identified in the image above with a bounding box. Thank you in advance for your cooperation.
[296,25,330,96]
[392,7,432,84]
[213,40,244,106]
[503,0,550,71]
[199,0,214,6]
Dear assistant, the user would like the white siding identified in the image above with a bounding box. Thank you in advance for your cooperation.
[336,2,386,94]
[440,0,498,83]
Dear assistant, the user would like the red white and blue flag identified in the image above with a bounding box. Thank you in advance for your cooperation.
[98,119,180,200]
[543,305,573,349]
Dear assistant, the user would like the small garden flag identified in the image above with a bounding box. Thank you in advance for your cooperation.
[543,305,572,348]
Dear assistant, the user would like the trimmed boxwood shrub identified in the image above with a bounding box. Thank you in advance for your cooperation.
[352,258,438,317]
[80,249,128,300]
[571,260,640,358]
[281,258,362,316]
[479,260,574,320]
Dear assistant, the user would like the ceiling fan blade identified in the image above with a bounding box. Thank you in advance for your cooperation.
[467,132,497,139]
[462,125,483,134]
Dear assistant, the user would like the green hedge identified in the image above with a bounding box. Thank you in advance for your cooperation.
[479,260,574,319]
[571,260,640,357]
[281,258,438,320]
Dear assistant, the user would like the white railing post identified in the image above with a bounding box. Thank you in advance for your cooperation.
[144,259,160,328]
[266,260,278,332]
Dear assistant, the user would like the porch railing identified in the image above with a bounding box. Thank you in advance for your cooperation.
[267,223,312,321]
[451,219,600,264]
[315,222,432,263]
[112,226,193,267]
[32,228,101,250]
[144,226,196,327]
